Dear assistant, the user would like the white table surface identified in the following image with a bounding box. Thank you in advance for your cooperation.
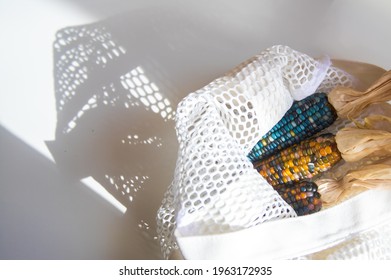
[0,0,390,259]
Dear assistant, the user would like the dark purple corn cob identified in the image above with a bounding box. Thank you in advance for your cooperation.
[274,181,322,216]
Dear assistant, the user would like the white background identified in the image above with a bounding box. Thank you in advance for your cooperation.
[0,0,390,259]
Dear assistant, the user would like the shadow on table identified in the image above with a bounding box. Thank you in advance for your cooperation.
[45,7,247,259]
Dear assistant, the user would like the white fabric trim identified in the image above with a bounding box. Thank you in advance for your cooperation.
[175,189,391,259]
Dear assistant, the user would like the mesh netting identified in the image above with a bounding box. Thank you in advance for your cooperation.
[297,220,391,260]
[323,221,391,260]
[156,45,356,259]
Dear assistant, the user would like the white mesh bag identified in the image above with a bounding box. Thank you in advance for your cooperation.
[156,45,391,260]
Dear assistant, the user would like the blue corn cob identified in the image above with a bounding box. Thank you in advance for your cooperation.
[248,92,337,162]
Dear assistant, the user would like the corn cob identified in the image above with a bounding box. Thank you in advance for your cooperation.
[248,92,337,162]
[254,133,341,186]
[274,181,322,216]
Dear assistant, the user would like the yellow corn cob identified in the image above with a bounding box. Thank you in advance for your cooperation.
[254,134,342,186]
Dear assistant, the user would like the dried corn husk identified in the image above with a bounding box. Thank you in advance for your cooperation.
[335,126,391,162]
[323,156,384,181]
[355,114,391,131]
[328,70,391,119]
[317,158,391,207]
[360,102,391,119]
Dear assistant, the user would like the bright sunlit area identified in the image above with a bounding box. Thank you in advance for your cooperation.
[0,0,181,260]
[1,0,390,263]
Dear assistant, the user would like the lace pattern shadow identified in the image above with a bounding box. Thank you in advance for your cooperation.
[46,8,248,259]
